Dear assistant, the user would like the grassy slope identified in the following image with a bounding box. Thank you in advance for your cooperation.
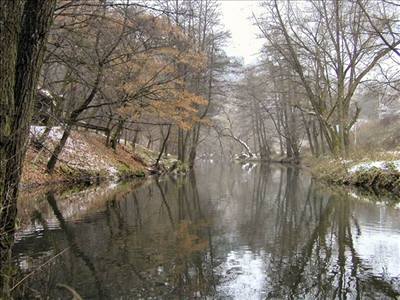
[21,128,180,187]
[305,154,400,196]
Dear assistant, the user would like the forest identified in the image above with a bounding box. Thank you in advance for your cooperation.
[1,0,400,298]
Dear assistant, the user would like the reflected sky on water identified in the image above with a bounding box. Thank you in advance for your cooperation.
[11,163,400,299]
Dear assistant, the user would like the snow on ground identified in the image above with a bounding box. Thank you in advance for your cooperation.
[340,159,353,164]
[38,87,54,99]
[387,151,400,155]
[31,125,63,140]
[30,126,120,177]
[349,160,400,173]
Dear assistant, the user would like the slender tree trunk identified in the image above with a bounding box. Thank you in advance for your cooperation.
[319,121,326,155]
[110,117,124,151]
[302,113,315,156]
[46,124,72,172]
[47,69,102,173]
[188,124,201,168]
[132,128,140,150]
[155,125,172,167]
[178,127,187,163]
[311,120,320,157]
[104,116,113,147]
[35,122,52,148]
[147,136,152,149]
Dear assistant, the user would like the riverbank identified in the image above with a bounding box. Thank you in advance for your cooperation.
[305,153,400,197]
[234,152,300,164]
[21,127,186,189]
[11,162,400,299]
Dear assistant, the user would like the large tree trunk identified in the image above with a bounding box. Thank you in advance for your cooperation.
[111,118,124,151]
[0,0,56,296]
[188,124,201,168]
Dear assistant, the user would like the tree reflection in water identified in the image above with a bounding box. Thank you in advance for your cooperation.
[9,163,400,299]
[263,168,400,299]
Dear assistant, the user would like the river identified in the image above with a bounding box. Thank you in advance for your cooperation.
[11,163,400,299]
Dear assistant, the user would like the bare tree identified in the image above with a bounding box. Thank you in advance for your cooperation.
[256,0,400,157]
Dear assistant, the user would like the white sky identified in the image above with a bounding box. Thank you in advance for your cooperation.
[219,0,264,65]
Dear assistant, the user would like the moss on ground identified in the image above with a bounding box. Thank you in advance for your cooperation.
[171,161,190,174]
[135,145,180,169]
[305,157,348,184]
[306,156,400,196]
[349,167,400,192]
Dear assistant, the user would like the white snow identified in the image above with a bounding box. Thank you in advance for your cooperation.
[340,159,353,164]
[29,126,122,178]
[107,166,118,178]
[38,87,53,99]
[30,126,64,140]
[387,151,400,155]
[349,192,360,199]
[349,160,400,173]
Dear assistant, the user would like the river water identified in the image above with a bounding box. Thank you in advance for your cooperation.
[12,163,400,299]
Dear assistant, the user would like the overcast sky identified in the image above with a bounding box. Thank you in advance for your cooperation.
[219,0,264,65]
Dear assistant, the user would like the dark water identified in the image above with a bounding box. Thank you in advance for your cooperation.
[12,163,400,299]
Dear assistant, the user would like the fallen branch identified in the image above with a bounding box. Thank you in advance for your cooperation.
[10,247,70,292]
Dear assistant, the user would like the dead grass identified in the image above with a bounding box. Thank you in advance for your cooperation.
[303,155,349,184]
[355,116,400,152]
[305,154,400,196]
[21,129,149,187]
[302,116,400,196]
[347,148,400,162]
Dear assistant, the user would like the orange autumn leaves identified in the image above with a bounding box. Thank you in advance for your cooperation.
[53,3,209,130]
[175,221,209,257]
[109,14,208,130]
[151,91,208,130]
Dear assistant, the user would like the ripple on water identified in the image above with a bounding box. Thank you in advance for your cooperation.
[217,248,267,299]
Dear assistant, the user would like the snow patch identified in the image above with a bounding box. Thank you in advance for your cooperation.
[30,126,64,140]
[38,87,54,99]
[29,126,123,178]
[348,192,360,199]
[340,159,353,164]
[349,160,400,173]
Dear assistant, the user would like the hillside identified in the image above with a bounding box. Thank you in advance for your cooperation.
[21,126,181,188]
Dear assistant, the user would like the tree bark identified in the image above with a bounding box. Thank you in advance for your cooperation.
[155,124,172,167]
[47,69,102,173]
[0,0,56,296]
[110,117,125,151]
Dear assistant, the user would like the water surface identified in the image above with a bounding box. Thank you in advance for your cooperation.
[12,163,400,299]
